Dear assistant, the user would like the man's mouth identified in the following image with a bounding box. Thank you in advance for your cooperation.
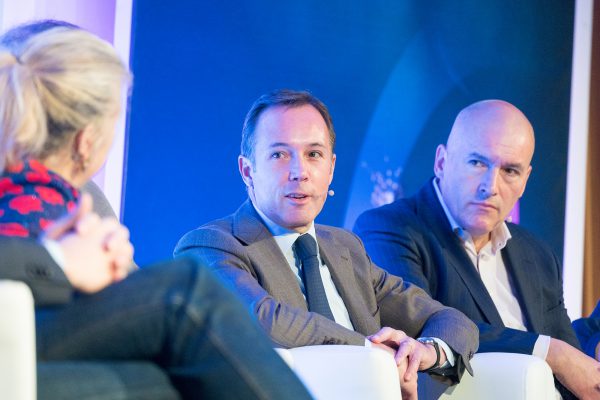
[286,193,309,199]
[471,202,498,211]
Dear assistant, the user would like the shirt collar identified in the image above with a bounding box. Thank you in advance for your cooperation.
[432,178,511,254]
[252,202,318,257]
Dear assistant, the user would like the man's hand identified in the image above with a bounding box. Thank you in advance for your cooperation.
[42,193,134,293]
[368,327,447,400]
[546,338,600,399]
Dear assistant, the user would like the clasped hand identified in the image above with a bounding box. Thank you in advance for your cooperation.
[368,327,445,400]
[42,193,134,293]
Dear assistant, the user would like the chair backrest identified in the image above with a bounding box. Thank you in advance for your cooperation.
[0,280,36,400]
[277,345,401,400]
[440,352,556,400]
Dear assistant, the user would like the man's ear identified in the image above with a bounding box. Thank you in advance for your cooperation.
[329,153,336,185]
[519,165,533,198]
[433,144,447,179]
[238,155,254,188]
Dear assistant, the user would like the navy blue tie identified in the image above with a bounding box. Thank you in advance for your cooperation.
[294,234,335,321]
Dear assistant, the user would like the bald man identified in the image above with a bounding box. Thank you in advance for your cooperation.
[354,100,600,399]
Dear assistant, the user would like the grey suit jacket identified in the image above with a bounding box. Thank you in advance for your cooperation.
[175,200,478,382]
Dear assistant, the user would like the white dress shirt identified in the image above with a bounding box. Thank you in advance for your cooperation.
[41,238,66,270]
[433,179,551,360]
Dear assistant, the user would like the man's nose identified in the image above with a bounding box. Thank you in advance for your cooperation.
[289,157,309,181]
[478,168,499,197]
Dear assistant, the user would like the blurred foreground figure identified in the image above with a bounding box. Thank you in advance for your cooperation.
[0,23,311,400]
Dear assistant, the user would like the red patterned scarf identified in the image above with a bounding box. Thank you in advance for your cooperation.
[0,159,80,238]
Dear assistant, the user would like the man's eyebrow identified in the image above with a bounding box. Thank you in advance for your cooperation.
[466,152,489,162]
[501,162,526,171]
[267,142,290,148]
[467,152,525,171]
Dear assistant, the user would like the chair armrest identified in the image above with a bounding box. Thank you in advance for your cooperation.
[276,345,401,400]
[0,280,37,400]
[441,352,555,400]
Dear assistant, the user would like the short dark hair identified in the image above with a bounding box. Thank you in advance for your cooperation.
[0,19,79,51]
[241,89,336,162]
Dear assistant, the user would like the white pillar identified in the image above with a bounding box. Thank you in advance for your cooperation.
[563,0,594,319]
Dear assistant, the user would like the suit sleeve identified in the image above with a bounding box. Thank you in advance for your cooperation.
[174,228,367,348]
[573,301,600,358]
[347,230,478,383]
[354,208,540,356]
[0,237,73,306]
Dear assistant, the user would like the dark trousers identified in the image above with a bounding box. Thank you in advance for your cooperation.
[35,257,312,400]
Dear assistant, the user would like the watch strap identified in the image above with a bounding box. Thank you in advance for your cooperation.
[417,337,441,371]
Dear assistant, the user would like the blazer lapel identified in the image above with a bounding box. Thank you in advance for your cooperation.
[232,200,307,310]
[501,235,543,332]
[416,181,505,326]
[316,227,379,335]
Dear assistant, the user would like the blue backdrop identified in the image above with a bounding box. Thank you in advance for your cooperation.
[124,0,574,266]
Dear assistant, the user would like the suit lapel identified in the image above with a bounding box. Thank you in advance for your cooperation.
[316,226,379,334]
[416,181,505,326]
[501,234,543,332]
[232,201,307,310]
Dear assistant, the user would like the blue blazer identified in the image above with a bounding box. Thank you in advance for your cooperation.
[354,179,580,354]
[573,301,600,358]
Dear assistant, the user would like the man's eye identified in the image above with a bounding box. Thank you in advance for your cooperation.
[308,151,323,158]
[271,152,284,159]
[504,168,520,177]
[468,160,484,167]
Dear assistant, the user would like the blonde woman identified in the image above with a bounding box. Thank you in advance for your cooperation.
[0,27,126,237]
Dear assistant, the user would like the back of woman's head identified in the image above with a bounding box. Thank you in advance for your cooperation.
[0,27,131,172]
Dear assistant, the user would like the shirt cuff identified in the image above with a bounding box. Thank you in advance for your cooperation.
[532,334,551,360]
[41,238,66,270]
[364,338,372,347]
[433,338,455,368]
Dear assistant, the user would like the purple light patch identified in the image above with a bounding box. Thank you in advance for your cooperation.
[507,200,520,224]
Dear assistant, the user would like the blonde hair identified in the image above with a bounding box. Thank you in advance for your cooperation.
[0,27,131,172]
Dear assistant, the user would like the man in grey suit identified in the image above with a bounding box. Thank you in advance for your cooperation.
[175,89,479,399]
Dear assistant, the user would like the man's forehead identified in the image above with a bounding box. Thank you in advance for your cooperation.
[256,104,322,125]
[253,105,330,147]
[265,141,328,148]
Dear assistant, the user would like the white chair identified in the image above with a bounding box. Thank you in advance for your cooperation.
[278,345,556,400]
[0,280,36,400]
[440,352,556,400]
[1,279,557,400]
[277,345,401,399]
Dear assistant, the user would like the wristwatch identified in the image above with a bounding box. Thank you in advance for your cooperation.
[417,337,441,371]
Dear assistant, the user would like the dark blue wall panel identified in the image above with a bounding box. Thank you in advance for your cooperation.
[125,0,574,265]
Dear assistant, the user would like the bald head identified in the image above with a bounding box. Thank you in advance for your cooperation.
[434,99,535,250]
[447,100,535,163]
